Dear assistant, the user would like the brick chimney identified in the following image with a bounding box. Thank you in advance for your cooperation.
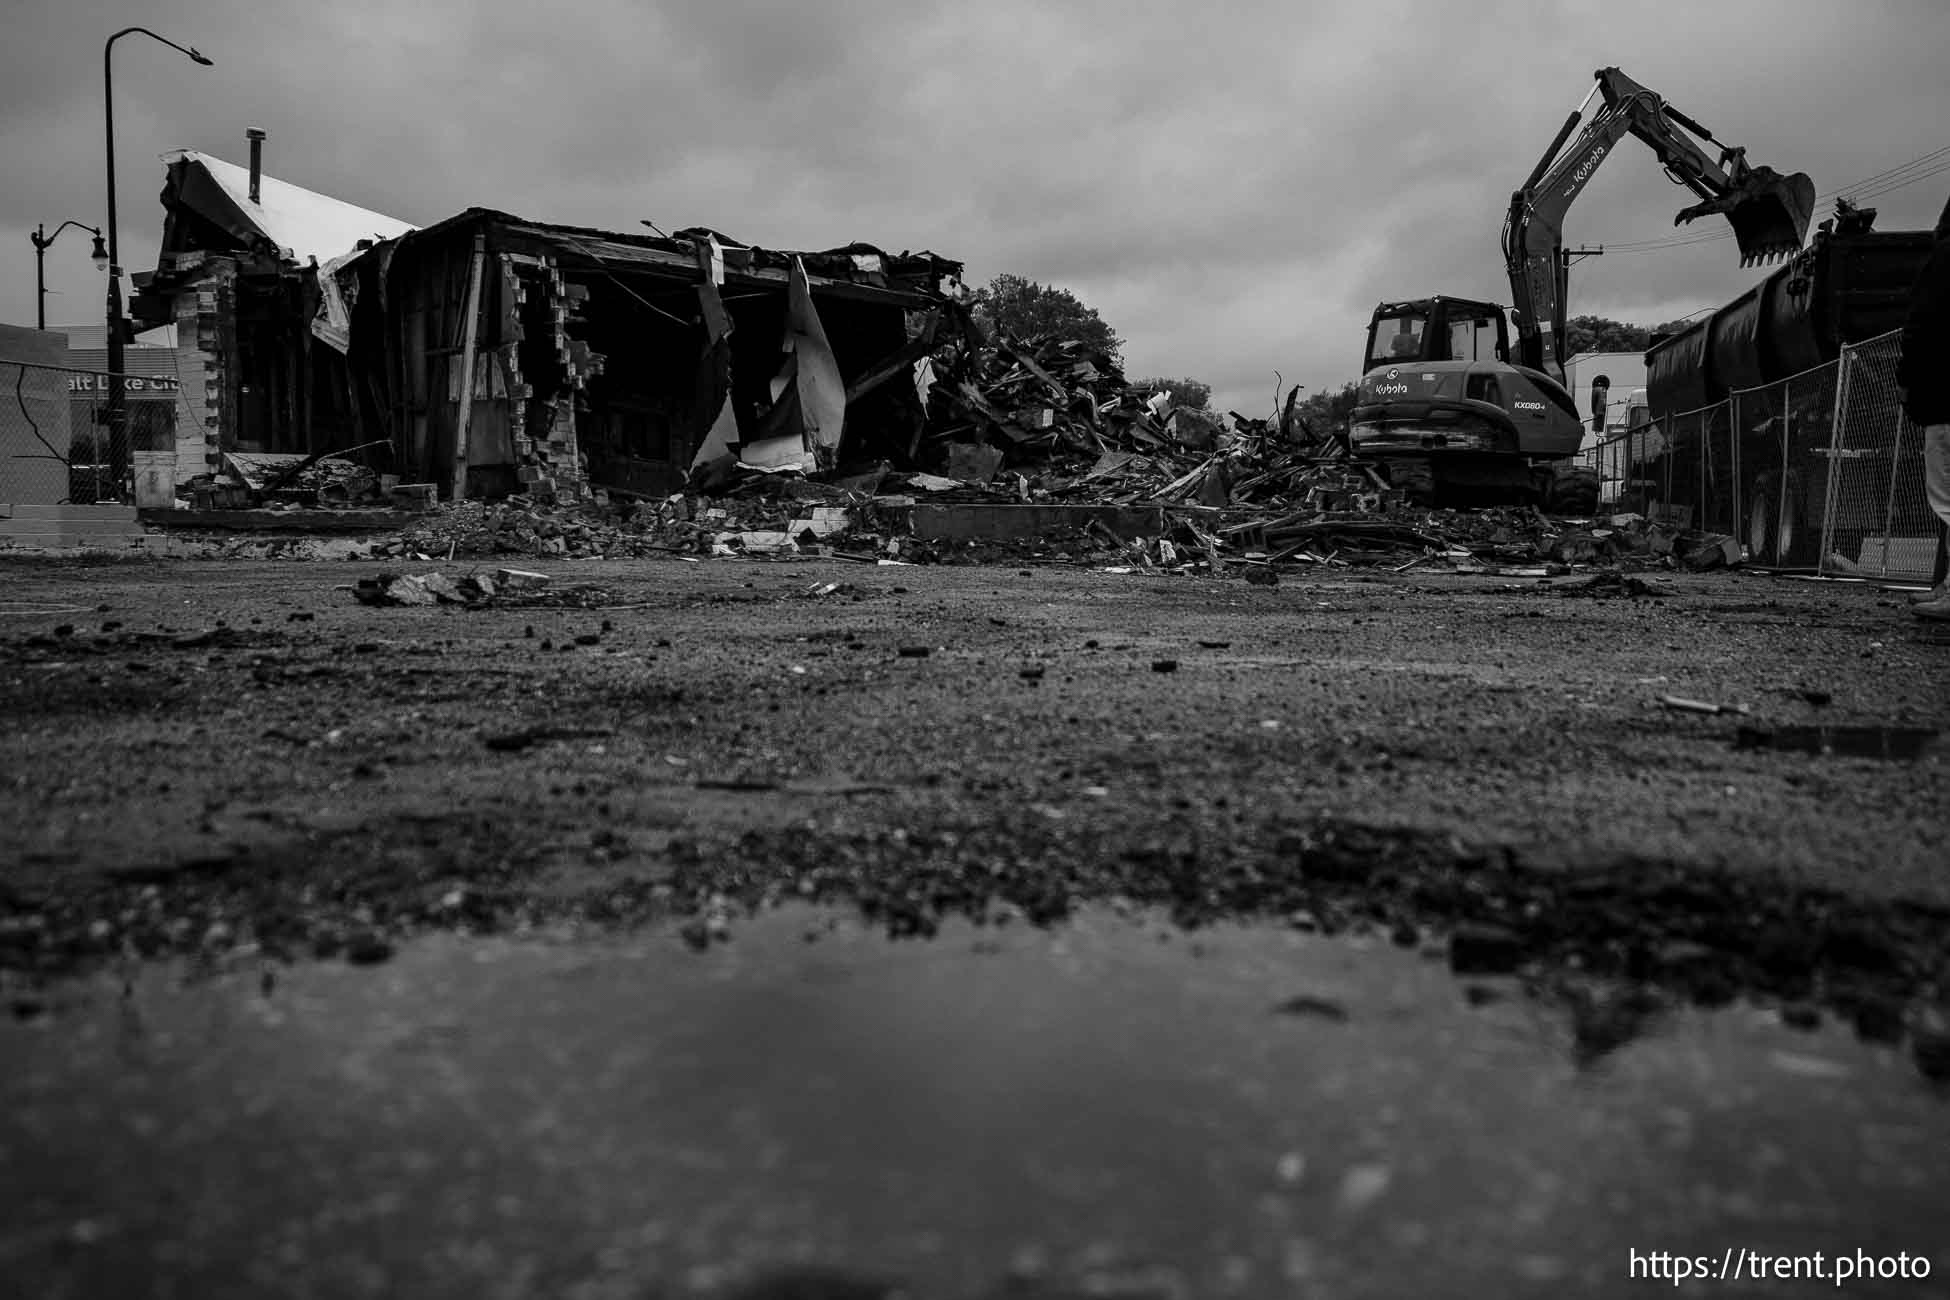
[247,128,265,204]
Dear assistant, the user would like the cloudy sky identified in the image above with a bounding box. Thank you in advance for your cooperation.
[3,0,1946,415]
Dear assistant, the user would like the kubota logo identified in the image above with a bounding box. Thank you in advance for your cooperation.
[1369,369,1409,396]
[1562,144,1609,195]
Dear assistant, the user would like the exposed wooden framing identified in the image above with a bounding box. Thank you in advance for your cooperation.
[449,234,488,502]
[405,272,429,481]
[845,309,941,405]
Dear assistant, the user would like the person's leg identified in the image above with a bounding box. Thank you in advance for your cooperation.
[1926,425,1950,530]
[1913,425,1950,615]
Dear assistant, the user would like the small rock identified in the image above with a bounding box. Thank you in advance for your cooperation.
[1336,1163,1392,1213]
[1845,993,1906,1044]
[1448,922,1526,976]
[897,646,931,658]
[1272,995,1350,1023]
[345,932,394,965]
[1914,1025,1950,1083]
[1780,1002,1822,1031]
[1151,659,1178,673]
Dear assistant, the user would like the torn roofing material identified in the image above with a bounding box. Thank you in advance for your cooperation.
[344,207,962,306]
[157,149,417,266]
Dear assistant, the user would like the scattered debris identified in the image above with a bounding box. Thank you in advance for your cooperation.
[482,725,617,752]
[351,572,493,607]
[1660,695,1753,717]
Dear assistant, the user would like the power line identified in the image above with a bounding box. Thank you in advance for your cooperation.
[1828,144,1950,199]
[1582,142,1950,254]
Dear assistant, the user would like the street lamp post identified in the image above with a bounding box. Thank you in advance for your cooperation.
[29,221,108,330]
[103,26,211,488]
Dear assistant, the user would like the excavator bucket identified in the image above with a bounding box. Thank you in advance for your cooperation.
[1675,166,1818,267]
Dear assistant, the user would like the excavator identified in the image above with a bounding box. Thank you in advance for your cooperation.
[1348,68,1816,509]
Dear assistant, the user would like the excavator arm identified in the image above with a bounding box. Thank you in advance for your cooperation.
[1501,67,1816,381]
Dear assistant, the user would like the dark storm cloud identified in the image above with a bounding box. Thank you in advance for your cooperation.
[4,0,1947,414]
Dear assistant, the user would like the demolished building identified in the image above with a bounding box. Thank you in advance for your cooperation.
[131,132,964,504]
[130,133,417,478]
[327,210,962,502]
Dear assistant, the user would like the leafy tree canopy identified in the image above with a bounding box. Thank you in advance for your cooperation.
[968,274,1123,362]
[1564,315,1697,356]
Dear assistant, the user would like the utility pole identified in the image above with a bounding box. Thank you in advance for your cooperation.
[103,26,211,490]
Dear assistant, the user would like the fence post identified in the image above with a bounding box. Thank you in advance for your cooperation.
[1728,390,1741,539]
[1819,345,1851,573]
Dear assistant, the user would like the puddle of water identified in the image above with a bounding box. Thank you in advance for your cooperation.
[3,906,1944,1299]
[1734,725,1941,760]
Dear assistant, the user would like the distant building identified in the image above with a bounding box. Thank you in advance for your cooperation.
[1566,350,1652,506]
[1565,351,1647,437]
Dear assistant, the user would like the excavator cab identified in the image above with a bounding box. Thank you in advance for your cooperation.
[1363,298,1508,371]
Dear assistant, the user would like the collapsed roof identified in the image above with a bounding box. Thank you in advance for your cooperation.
[155,149,416,266]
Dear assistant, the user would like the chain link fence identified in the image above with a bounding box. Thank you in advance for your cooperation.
[1818,332,1940,581]
[1590,330,1943,583]
[1,353,190,507]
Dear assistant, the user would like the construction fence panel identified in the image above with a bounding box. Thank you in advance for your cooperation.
[1698,397,1743,538]
[0,358,79,504]
[1580,414,1668,514]
[1818,332,1938,581]
[1646,401,1726,531]
[1723,358,1840,568]
[0,354,191,507]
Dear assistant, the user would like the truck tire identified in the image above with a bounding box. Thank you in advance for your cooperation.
[1543,464,1601,516]
[1748,471,1805,566]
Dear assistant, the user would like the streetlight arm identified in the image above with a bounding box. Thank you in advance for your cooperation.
[31,220,103,251]
[106,26,213,66]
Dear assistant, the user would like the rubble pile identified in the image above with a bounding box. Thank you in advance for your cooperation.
[919,329,1355,510]
[373,486,920,564]
[354,483,1753,580]
[184,448,414,512]
[167,327,1753,580]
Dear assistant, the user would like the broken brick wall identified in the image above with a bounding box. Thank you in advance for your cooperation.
[163,254,237,479]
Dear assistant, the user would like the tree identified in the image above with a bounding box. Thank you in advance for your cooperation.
[1131,377,1211,410]
[1292,381,1361,433]
[1563,315,1700,356]
[968,274,1123,361]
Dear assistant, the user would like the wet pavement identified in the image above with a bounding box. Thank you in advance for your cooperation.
[6,906,1945,1299]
